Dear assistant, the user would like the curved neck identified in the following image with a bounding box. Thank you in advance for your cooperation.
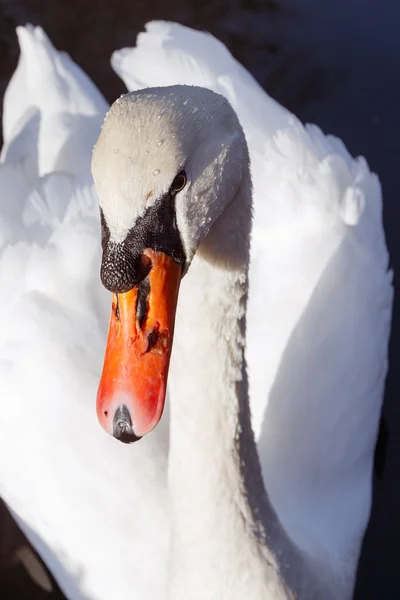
[167,174,319,600]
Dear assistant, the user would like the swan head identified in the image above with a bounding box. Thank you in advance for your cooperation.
[92,85,247,441]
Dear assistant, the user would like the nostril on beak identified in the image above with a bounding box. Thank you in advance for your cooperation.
[113,405,141,444]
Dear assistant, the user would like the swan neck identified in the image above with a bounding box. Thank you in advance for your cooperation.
[167,173,300,599]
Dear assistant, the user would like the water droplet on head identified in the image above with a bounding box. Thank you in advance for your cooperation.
[156,140,164,147]
[114,149,119,154]
[153,169,160,176]
[145,150,149,156]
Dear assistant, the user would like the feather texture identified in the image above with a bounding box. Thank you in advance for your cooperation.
[0,21,393,600]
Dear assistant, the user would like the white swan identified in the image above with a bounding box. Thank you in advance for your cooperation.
[0,22,392,600]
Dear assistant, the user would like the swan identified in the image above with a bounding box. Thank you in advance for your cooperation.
[0,21,393,600]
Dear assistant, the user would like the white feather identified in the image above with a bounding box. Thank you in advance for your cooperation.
[0,21,393,600]
[111,22,393,578]
[0,26,168,600]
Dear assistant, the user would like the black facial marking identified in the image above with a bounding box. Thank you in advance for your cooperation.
[115,294,120,320]
[147,328,159,351]
[100,192,186,294]
[136,277,150,329]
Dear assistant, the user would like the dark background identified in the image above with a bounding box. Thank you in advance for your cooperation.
[1,0,400,598]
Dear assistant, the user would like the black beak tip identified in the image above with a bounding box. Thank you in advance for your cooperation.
[113,405,142,444]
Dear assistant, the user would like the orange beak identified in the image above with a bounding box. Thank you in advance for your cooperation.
[97,249,181,441]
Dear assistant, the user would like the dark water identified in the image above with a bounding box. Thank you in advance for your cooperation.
[1,1,400,599]
[0,499,65,599]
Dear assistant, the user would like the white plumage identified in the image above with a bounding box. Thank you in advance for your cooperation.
[0,21,392,600]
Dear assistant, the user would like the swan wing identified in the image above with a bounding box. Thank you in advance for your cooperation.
[250,123,392,581]
[0,26,168,600]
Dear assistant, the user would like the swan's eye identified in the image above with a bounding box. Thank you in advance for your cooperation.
[170,171,187,195]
